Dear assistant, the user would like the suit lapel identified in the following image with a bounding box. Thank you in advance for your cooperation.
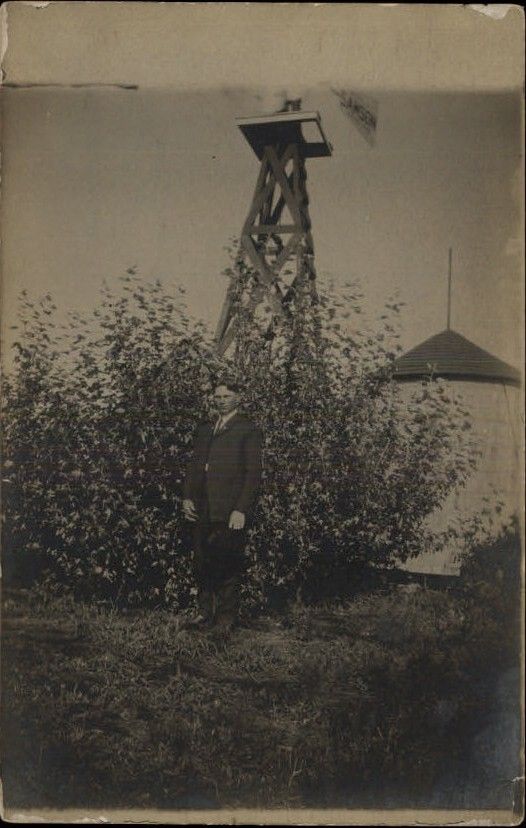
[202,423,215,459]
[214,411,243,437]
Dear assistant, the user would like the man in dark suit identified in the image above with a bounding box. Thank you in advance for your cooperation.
[183,380,263,629]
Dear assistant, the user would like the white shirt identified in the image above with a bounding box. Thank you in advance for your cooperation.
[213,408,238,435]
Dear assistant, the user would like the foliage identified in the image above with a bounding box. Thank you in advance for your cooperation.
[459,516,522,670]
[2,256,479,607]
[222,253,479,606]
[2,275,217,607]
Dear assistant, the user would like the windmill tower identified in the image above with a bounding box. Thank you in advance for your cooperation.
[215,104,332,355]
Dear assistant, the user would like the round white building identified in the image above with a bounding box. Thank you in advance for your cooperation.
[392,328,522,576]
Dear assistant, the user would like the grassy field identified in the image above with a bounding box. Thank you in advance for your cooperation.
[2,580,521,813]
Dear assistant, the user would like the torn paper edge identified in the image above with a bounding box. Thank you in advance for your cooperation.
[0,3,8,80]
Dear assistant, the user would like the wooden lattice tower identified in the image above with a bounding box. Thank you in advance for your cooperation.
[215,109,332,355]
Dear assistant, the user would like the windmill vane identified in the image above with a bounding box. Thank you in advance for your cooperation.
[332,89,378,145]
[349,100,377,131]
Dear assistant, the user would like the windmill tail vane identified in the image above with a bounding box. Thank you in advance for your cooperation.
[332,89,378,146]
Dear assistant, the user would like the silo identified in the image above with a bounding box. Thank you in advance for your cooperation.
[392,328,522,576]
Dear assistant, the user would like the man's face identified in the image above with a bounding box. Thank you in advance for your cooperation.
[213,385,240,416]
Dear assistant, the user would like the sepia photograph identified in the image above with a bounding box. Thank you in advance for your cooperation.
[1,3,524,824]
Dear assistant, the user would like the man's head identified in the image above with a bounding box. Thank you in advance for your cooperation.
[213,380,242,416]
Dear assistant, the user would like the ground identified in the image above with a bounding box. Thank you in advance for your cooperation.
[1,583,522,814]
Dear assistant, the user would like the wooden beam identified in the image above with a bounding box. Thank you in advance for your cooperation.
[217,320,238,356]
[215,292,234,342]
[242,178,275,234]
[258,176,275,227]
[242,144,296,233]
[272,232,301,273]
[250,155,271,207]
[268,170,296,225]
[247,224,299,235]
[265,146,302,225]
[241,234,276,287]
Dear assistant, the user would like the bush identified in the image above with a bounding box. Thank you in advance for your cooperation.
[2,276,217,607]
[2,260,479,607]
[460,516,522,671]
[227,269,479,606]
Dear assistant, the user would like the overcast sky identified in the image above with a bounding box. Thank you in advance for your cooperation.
[1,84,522,367]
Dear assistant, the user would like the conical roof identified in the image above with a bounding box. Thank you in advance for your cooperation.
[393,329,521,387]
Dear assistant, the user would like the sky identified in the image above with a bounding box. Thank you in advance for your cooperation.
[1,85,522,368]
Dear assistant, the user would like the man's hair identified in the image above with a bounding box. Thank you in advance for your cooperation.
[214,378,242,394]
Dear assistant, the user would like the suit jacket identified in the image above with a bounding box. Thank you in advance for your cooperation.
[183,412,263,523]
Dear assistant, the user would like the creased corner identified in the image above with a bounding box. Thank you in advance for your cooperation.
[468,5,518,21]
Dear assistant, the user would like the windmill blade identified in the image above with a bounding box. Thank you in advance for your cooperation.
[332,89,378,146]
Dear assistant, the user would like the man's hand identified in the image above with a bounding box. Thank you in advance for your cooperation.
[228,510,245,531]
[182,499,198,522]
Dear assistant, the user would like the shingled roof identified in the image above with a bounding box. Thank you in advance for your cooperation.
[393,329,521,387]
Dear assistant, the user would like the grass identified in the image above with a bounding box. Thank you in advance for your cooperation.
[1,577,521,813]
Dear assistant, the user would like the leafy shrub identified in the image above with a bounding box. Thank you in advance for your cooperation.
[459,516,522,671]
[2,276,217,607]
[227,268,479,607]
[2,259,479,607]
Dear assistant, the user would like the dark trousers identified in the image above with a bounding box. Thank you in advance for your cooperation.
[192,518,247,627]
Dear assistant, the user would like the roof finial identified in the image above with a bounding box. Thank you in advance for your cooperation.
[447,247,452,330]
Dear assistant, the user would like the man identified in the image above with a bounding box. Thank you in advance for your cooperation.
[182,381,263,630]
